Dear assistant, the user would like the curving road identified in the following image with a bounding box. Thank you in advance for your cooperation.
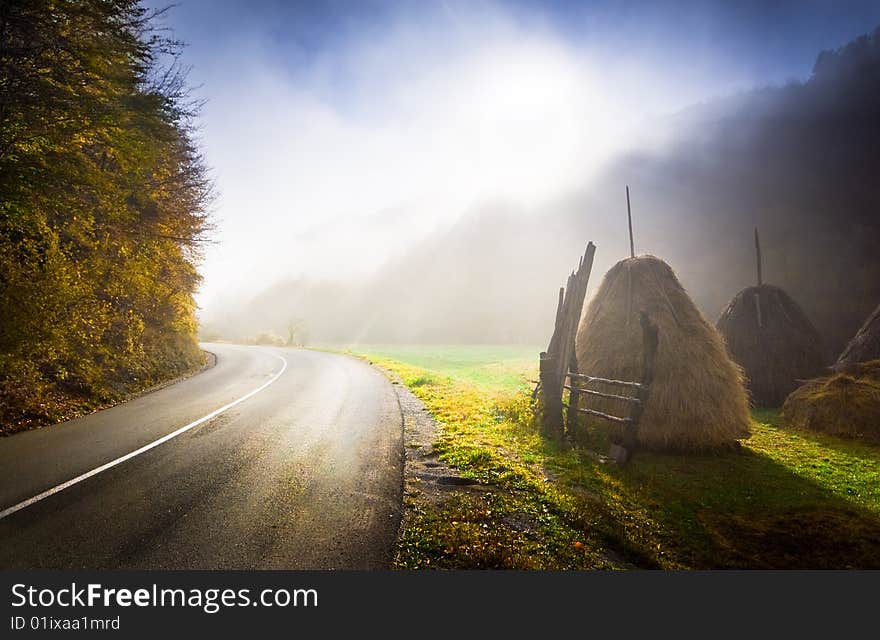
[0,344,404,569]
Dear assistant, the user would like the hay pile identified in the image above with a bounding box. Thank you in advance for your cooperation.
[575,255,751,451]
[716,284,825,407]
[833,302,880,372]
[782,360,880,443]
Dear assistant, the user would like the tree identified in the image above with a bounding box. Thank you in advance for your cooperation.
[0,0,212,432]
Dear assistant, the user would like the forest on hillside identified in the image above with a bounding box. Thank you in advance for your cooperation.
[0,1,211,433]
[210,26,880,356]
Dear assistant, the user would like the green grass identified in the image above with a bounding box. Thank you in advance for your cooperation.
[348,344,538,392]
[351,345,880,569]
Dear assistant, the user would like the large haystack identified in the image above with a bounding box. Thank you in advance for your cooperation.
[782,360,880,443]
[717,285,825,407]
[575,255,751,451]
[833,302,880,372]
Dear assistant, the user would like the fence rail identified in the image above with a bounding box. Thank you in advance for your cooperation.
[566,373,644,390]
[563,385,642,404]
[572,407,634,424]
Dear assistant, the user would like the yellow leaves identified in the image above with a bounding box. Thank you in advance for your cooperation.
[1,0,210,433]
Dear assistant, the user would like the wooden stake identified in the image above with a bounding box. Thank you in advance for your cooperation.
[538,241,596,441]
[625,261,632,325]
[609,312,658,464]
[755,291,763,328]
[557,243,595,385]
[754,227,763,287]
[539,352,563,439]
[626,185,635,259]
[566,358,580,436]
[555,287,565,328]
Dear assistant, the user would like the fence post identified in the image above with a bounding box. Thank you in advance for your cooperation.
[565,360,580,437]
[539,352,563,439]
[609,312,659,464]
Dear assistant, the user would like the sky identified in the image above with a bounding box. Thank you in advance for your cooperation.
[148,0,880,315]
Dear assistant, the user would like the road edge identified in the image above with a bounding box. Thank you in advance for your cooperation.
[355,358,483,568]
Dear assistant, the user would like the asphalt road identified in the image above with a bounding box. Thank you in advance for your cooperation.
[0,344,404,569]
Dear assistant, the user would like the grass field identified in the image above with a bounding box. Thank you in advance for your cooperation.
[348,344,539,392]
[349,345,880,569]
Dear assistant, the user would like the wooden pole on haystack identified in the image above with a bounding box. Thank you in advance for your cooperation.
[625,186,635,324]
[754,227,764,327]
[754,227,763,287]
[626,185,635,259]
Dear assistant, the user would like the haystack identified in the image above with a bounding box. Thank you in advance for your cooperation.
[717,285,825,406]
[575,255,751,451]
[782,360,880,443]
[833,302,880,372]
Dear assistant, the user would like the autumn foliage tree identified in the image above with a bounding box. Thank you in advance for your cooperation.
[0,0,212,432]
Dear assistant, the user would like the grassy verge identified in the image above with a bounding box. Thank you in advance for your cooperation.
[351,345,880,569]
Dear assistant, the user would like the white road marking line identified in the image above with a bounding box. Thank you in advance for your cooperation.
[0,352,288,521]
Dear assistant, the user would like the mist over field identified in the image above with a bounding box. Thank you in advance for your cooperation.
[186,3,880,357]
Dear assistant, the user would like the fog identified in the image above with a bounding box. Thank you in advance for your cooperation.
[158,2,880,356]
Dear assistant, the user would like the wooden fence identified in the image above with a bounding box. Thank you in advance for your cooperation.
[538,242,595,439]
[563,312,658,463]
[537,243,660,464]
